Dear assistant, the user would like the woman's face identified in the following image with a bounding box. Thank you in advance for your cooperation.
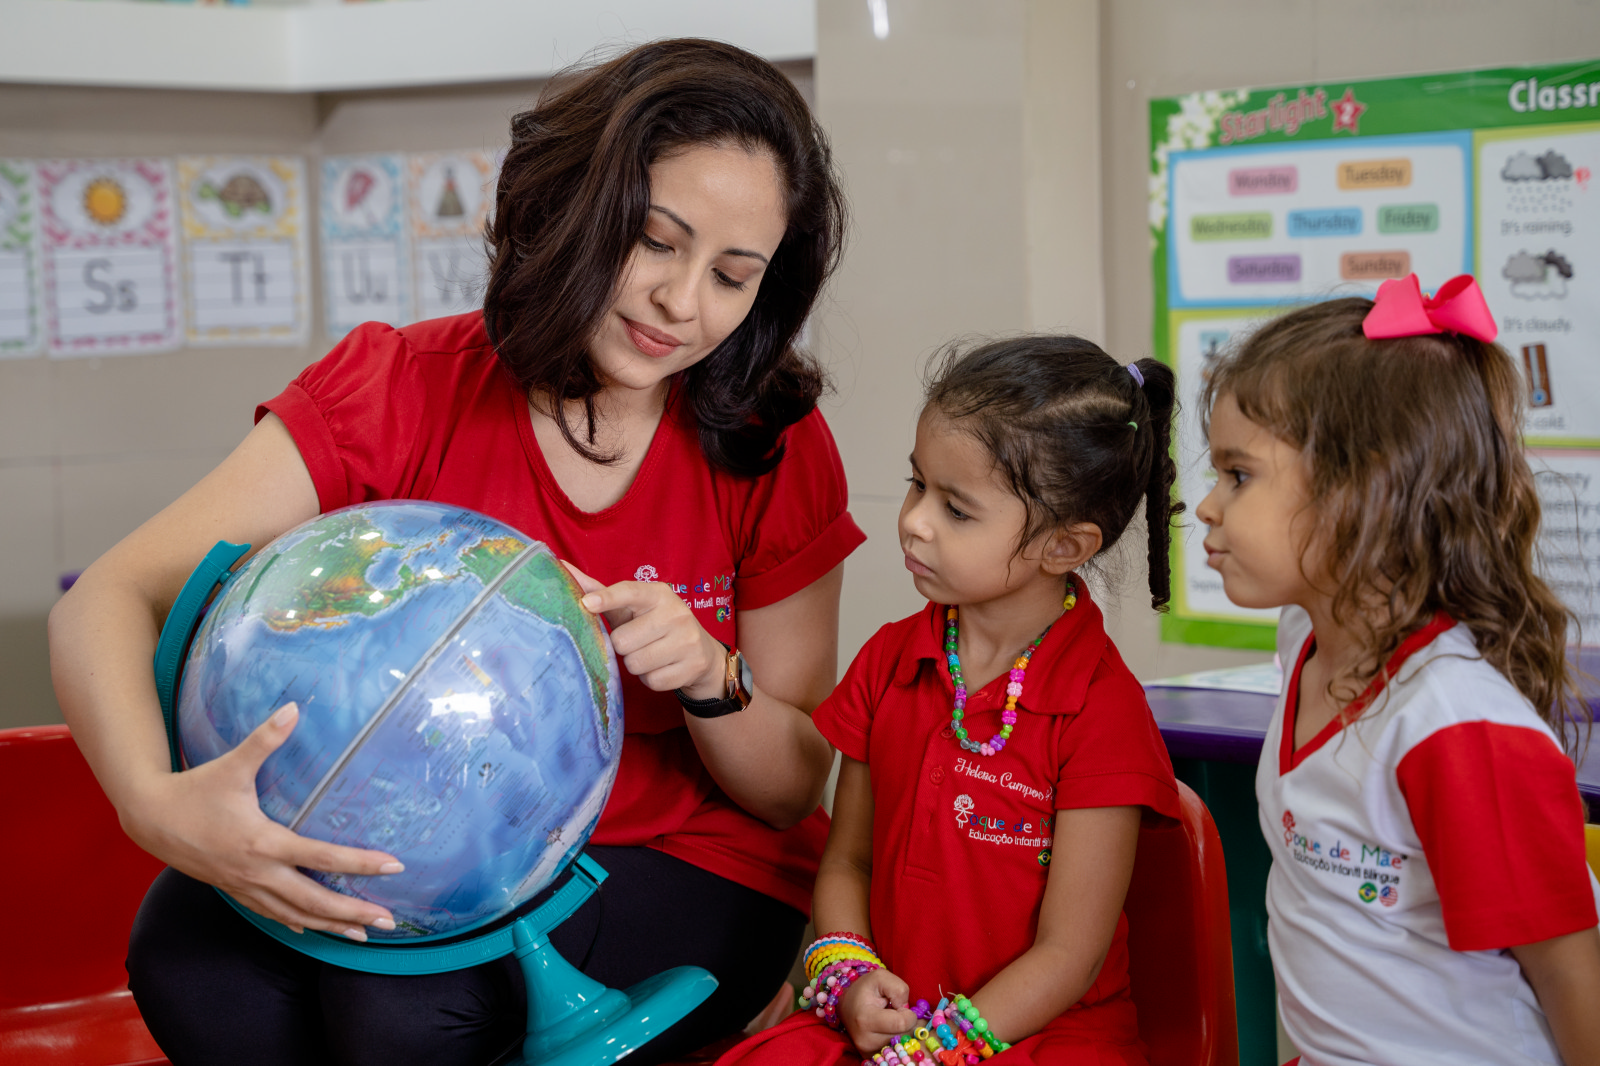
[591,143,788,398]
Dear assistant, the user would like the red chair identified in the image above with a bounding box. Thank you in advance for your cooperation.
[1124,780,1240,1066]
[0,725,170,1066]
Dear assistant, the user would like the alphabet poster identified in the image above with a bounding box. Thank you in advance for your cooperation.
[178,156,310,346]
[321,154,409,338]
[408,151,494,322]
[0,160,40,356]
[37,158,180,356]
[1151,58,1600,648]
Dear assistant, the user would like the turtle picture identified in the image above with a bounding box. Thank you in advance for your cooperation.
[199,172,273,219]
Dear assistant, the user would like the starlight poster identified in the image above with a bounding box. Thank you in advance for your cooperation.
[1150,58,1600,648]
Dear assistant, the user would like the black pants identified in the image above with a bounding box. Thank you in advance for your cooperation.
[127,846,805,1066]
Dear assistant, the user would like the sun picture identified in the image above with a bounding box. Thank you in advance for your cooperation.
[83,176,127,226]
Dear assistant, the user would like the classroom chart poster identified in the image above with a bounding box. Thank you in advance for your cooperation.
[0,160,41,356]
[407,151,493,323]
[1168,309,1280,633]
[321,154,409,338]
[1476,125,1599,446]
[1150,58,1600,649]
[1168,133,1472,308]
[37,158,181,357]
[1530,450,1600,640]
[178,156,311,346]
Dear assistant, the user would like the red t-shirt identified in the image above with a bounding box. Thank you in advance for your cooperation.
[812,584,1180,1041]
[258,312,866,913]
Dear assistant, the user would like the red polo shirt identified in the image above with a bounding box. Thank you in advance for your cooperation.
[813,583,1179,1039]
[259,313,866,913]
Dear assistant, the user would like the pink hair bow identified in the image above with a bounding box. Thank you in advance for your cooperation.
[1362,274,1497,343]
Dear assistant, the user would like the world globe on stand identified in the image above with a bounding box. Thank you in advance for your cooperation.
[175,500,624,941]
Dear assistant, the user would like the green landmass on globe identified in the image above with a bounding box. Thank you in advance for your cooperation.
[240,509,612,735]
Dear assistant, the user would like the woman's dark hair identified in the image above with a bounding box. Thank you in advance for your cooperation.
[1200,298,1579,741]
[924,336,1184,610]
[482,38,846,476]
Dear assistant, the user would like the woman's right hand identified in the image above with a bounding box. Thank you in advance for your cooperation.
[125,702,403,940]
[838,968,919,1057]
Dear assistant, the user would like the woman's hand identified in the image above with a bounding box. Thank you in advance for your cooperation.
[561,561,842,830]
[838,968,918,1056]
[562,563,726,698]
[124,703,403,940]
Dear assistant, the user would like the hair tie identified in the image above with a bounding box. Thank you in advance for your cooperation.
[1362,274,1497,343]
[1127,363,1145,387]
[1127,421,1138,430]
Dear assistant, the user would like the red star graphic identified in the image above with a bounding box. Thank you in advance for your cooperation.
[1330,87,1367,135]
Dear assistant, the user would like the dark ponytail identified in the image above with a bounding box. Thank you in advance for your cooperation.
[1129,357,1183,610]
[924,337,1184,611]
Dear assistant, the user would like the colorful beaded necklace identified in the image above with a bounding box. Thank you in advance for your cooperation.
[945,578,1075,757]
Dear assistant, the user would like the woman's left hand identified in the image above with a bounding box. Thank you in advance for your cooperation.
[562,563,726,699]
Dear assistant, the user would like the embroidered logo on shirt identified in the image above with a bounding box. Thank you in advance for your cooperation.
[1037,848,1052,868]
[1358,882,1378,903]
[634,564,658,581]
[953,794,974,828]
[1379,884,1399,907]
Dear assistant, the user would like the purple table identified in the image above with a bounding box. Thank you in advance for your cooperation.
[1146,647,1600,803]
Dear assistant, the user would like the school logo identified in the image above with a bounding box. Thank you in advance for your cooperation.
[1379,884,1399,907]
[953,794,974,828]
[1281,810,1296,831]
[1358,882,1378,904]
[633,565,658,582]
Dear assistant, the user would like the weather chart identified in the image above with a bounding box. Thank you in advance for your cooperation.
[1151,58,1600,648]
[0,148,502,356]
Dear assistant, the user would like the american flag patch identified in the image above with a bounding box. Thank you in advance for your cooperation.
[1379,884,1399,907]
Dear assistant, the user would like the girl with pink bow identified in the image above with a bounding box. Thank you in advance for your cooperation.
[1196,275,1600,1065]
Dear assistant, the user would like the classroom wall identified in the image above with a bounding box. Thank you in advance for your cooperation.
[817,0,1600,702]
[0,67,820,731]
[7,2,1600,732]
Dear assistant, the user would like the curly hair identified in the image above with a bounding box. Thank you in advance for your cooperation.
[1201,297,1580,742]
[924,335,1184,610]
[482,39,847,477]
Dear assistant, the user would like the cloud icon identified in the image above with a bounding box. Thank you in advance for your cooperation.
[1504,250,1574,300]
[1503,152,1544,181]
[1538,151,1574,180]
[1503,250,1547,282]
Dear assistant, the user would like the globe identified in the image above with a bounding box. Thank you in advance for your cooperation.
[173,500,624,942]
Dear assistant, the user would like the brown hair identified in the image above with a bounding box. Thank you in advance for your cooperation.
[482,39,846,476]
[1201,297,1579,740]
[925,336,1184,610]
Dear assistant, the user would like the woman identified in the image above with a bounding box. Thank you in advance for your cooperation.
[49,39,860,1066]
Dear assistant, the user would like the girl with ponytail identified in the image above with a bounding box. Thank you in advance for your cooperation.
[718,336,1185,1066]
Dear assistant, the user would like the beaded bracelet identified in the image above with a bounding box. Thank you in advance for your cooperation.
[803,931,881,982]
[869,995,1010,1064]
[797,958,879,1031]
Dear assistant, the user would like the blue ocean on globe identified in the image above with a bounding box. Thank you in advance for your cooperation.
[175,501,623,940]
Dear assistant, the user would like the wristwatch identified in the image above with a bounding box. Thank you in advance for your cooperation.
[675,643,754,718]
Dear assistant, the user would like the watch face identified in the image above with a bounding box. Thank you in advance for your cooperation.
[737,654,754,700]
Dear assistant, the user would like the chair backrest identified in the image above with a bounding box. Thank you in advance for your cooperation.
[0,725,166,1009]
[1123,780,1240,1066]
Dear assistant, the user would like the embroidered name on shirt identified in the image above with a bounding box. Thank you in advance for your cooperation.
[1280,808,1405,902]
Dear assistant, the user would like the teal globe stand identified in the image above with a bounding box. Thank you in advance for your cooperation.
[153,540,717,1066]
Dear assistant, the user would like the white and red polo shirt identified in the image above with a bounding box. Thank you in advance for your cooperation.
[1259,607,1599,1066]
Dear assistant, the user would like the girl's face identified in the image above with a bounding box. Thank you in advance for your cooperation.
[1195,392,1321,611]
[899,410,1046,607]
[590,143,788,398]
